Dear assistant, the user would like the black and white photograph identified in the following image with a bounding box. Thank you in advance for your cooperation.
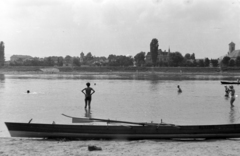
[0,0,240,155]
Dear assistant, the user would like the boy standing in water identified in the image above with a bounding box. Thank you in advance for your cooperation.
[225,86,229,97]
[229,86,235,107]
[177,85,182,93]
[82,82,95,109]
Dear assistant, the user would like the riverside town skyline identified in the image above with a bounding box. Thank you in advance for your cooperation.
[0,40,239,68]
[0,0,239,61]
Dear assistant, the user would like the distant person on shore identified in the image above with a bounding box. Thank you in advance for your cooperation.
[229,86,235,107]
[177,85,182,93]
[82,82,95,109]
[225,86,229,97]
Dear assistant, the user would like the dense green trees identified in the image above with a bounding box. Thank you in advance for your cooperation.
[73,57,80,66]
[85,52,94,62]
[10,56,64,66]
[222,56,231,66]
[198,59,205,67]
[229,59,235,67]
[183,53,196,67]
[184,53,191,59]
[0,41,5,66]
[204,58,210,67]
[8,51,223,68]
[108,55,133,67]
[134,52,145,67]
[9,35,236,68]
[235,56,240,67]
[150,38,159,66]
[210,59,219,67]
[190,53,195,60]
[169,52,184,66]
[7,34,236,68]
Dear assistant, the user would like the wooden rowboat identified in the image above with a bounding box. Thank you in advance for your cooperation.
[221,81,240,84]
[5,115,240,139]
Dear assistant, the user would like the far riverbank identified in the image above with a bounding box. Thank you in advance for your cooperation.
[0,66,240,76]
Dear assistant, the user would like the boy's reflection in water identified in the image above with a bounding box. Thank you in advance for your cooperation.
[229,106,236,123]
[85,108,92,118]
[0,74,5,88]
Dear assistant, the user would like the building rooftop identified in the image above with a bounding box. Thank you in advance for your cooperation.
[228,50,240,58]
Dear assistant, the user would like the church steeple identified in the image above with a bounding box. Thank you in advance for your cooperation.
[229,42,235,53]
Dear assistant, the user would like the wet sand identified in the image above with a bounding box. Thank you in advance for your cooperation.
[1,138,240,156]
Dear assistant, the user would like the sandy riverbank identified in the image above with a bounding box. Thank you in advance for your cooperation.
[0,67,240,76]
[1,138,240,156]
[1,66,240,76]
[1,70,240,76]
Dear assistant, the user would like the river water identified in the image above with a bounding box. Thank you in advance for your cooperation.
[0,73,240,137]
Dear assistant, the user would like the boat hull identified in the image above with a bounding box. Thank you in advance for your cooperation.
[221,81,240,84]
[5,122,240,139]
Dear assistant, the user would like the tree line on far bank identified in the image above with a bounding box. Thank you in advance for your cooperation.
[221,56,240,67]
[134,51,219,67]
[10,51,219,67]
[9,37,221,67]
[5,37,239,68]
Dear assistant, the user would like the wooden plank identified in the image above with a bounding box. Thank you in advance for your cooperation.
[62,114,178,127]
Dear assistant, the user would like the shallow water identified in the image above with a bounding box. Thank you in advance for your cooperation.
[0,73,240,137]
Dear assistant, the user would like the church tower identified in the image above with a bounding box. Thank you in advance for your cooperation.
[167,46,170,66]
[229,42,235,53]
[80,52,84,63]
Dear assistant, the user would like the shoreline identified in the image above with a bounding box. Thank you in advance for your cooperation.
[1,71,240,77]
[0,66,240,76]
[1,137,240,156]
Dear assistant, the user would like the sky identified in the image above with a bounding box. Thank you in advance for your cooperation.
[0,0,240,61]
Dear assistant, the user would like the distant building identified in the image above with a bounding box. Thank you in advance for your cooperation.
[218,42,240,64]
[145,52,152,64]
[92,56,108,66]
[0,41,5,66]
[158,48,170,65]
[145,47,171,66]
[227,42,240,59]
[10,55,33,64]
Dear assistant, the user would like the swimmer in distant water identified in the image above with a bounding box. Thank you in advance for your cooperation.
[229,86,235,107]
[225,86,229,97]
[27,90,30,94]
[82,82,95,109]
[177,85,182,93]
